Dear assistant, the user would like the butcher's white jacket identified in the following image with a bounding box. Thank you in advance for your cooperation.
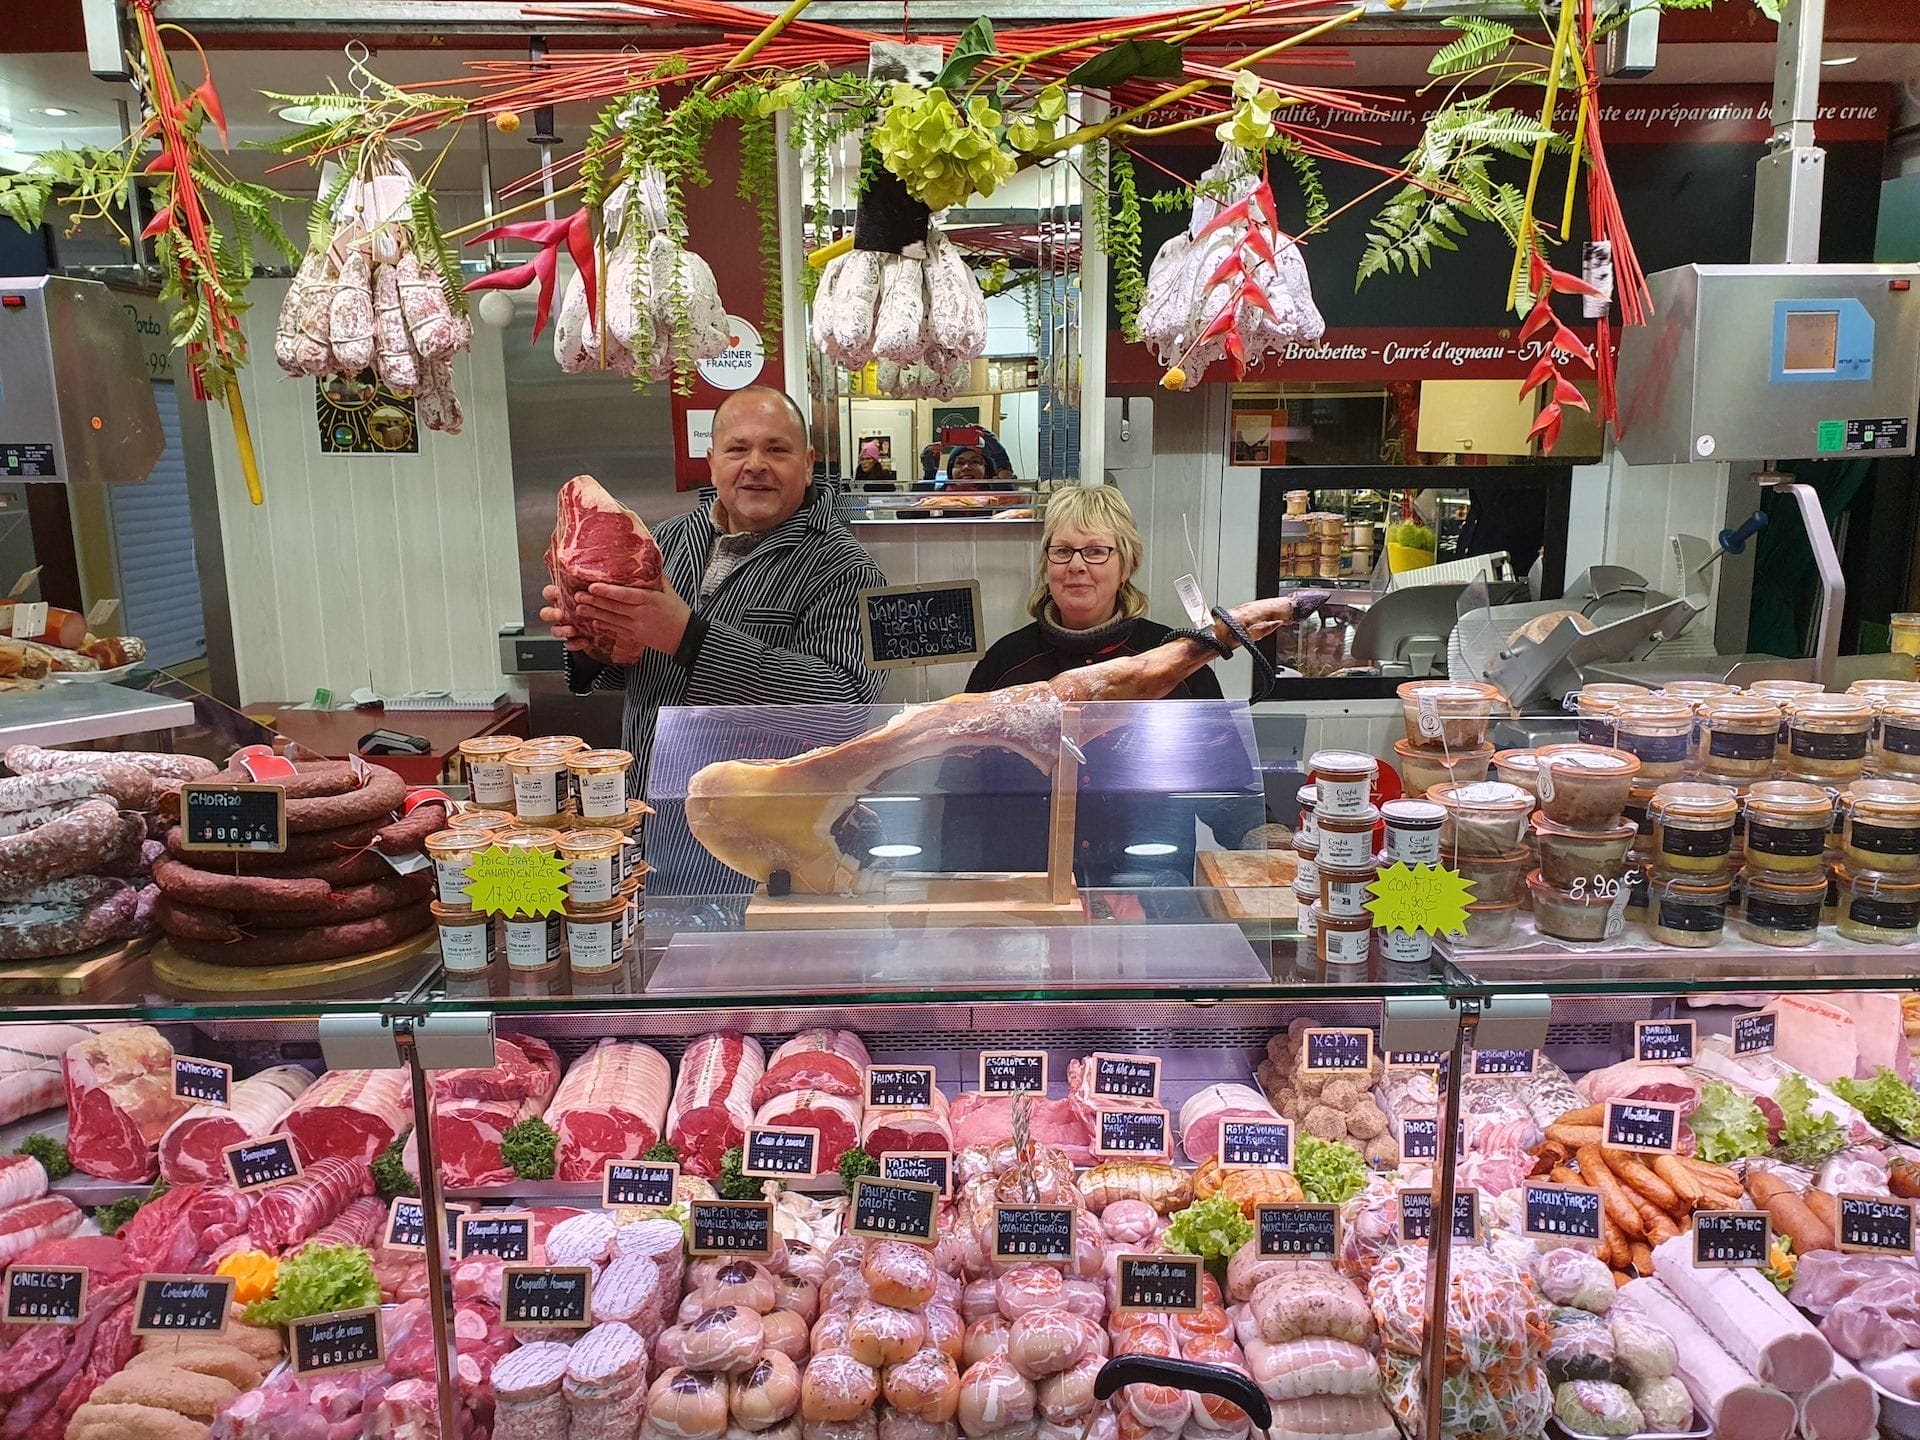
[565,483,887,898]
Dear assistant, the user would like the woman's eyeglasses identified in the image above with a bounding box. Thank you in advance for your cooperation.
[1046,545,1115,565]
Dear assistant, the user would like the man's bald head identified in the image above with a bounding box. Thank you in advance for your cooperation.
[713,386,808,448]
[709,386,815,534]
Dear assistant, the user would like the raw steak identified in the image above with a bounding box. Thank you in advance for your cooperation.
[250,1156,373,1250]
[117,1185,253,1273]
[546,1040,673,1181]
[666,1033,764,1179]
[408,1035,563,1187]
[0,1025,101,1125]
[949,1093,1093,1165]
[159,1065,315,1184]
[1179,1083,1282,1166]
[752,1030,869,1107]
[546,474,665,656]
[751,1089,860,1171]
[432,1034,561,1105]
[0,1195,83,1264]
[12,1233,130,1283]
[285,1068,411,1166]
[861,1094,952,1159]
[63,1026,192,1181]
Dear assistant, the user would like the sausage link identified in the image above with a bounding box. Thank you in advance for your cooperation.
[101,838,165,880]
[171,900,433,967]
[218,759,363,800]
[240,871,436,930]
[0,877,141,960]
[0,800,123,895]
[0,799,90,839]
[285,766,407,834]
[154,895,242,943]
[374,798,449,853]
[150,855,333,910]
[2,745,216,782]
[163,822,385,869]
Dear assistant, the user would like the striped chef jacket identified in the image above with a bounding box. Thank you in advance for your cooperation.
[566,482,887,899]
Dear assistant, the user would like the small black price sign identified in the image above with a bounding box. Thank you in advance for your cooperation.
[1302,1028,1374,1074]
[1093,1108,1170,1159]
[1733,1010,1778,1057]
[1400,1117,1439,1161]
[1255,1204,1340,1261]
[849,1177,941,1246]
[223,1134,302,1192]
[1399,1189,1479,1245]
[290,1307,384,1377]
[689,1200,775,1258]
[179,783,287,853]
[1089,1053,1160,1102]
[385,1198,428,1253]
[1470,1048,1536,1077]
[1387,1051,1447,1072]
[457,1212,533,1261]
[501,1266,593,1329]
[133,1275,233,1336]
[865,1066,936,1111]
[1115,1254,1202,1315]
[171,1056,232,1107]
[742,1126,820,1178]
[603,1160,679,1210]
[3,1266,86,1325]
[881,1151,952,1199]
[1634,1020,1696,1065]
[992,1204,1077,1263]
[1838,1195,1917,1256]
[1603,1099,1681,1154]
[1220,1119,1293,1169]
[1522,1183,1603,1243]
[980,1052,1047,1095]
[1693,1211,1772,1269]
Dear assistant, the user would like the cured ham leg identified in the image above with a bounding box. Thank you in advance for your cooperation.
[686,590,1328,893]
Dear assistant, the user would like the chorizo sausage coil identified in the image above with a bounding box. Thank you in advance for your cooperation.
[170,900,433,967]
[164,822,387,869]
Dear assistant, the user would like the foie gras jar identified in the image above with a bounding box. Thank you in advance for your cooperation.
[459,736,523,809]
[567,748,635,821]
[559,829,623,906]
[496,828,566,972]
[432,902,495,973]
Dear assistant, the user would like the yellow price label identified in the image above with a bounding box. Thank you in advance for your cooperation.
[464,845,570,917]
[1366,861,1474,938]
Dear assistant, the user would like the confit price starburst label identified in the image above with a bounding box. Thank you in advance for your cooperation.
[1366,861,1473,938]
[465,845,570,918]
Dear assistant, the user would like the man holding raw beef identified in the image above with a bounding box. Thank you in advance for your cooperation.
[541,385,886,895]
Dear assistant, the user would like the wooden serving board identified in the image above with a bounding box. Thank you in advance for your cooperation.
[150,928,439,997]
[1198,850,1300,922]
[0,934,154,996]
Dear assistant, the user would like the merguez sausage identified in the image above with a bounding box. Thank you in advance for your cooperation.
[151,855,333,910]
[170,900,432,966]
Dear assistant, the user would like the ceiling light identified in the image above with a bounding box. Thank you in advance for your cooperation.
[33,107,72,118]
[1822,55,1858,66]
[867,843,922,859]
[1124,842,1178,857]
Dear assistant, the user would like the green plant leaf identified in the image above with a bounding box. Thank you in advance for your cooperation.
[1427,17,1516,77]
[935,18,997,91]
[1064,39,1184,89]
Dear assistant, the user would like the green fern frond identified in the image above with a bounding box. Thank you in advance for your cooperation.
[1427,17,1517,77]
[407,186,468,317]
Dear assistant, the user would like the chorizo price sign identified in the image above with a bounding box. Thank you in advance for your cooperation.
[1603,1099,1681,1154]
[604,1160,679,1210]
[980,1052,1046,1095]
[1301,1028,1374,1074]
[1255,1204,1340,1262]
[457,1212,533,1262]
[689,1200,774,1258]
[742,1126,820,1178]
[179,783,287,853]
[223,1134,302,1192]
[1634,1020,1696,1065]
[171,1057,231,1107]
[1092,1108,1170,1159]
[291,1307,384,1377]
[1115,1255,1202,1315]
[1522,1184,1603,1244]
[134,1275,233,1336]
[849,1177,941,1246]
[865,1066,936,1111]
[1693,1211,1771,1269]
[881,1151,952,1198]
[4,1266,86,1325]
[1220,1119,1293,1169]
[501,1266,593,1329]
[1837,1195,1917,1256]
[992,1204,1076,1263]
[1089,1053,1160,1102]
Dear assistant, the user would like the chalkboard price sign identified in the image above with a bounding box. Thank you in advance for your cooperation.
[1838,1195,1917,1256]
[860,581,984,670]
[882,1151,952,1198]
[1387,1051,1448,1072]
[1471,1048,1536,1077]
[1733,1011,1778,1056]
[1604,1099,1681,1154]
[4,1266,86,1325]
[1634,1020,1696,1065]
[223,1134,302,1192]
[604,1161,679,1210]
[1399,1190,1479,1245]
[458,1213,533,1262]
[385,1199,427,1253]
[992,1204,1076,1262]
[501,1267,593,1329]
[134,1275,234,1336]
[1399,1117,1439,1160]
[866,1066,936,1111]
[1093,1108,1170,1158]
[1522,1184,1603,1243]
[690,1200,775,1257]
[1302,1028,1374,1074]
[980,1052,1046,1094]
[171,1056,232,1107]
[291,1308,383,1377]
[849,1177,941,1245]
[742,1126,820,1178]
[1115,1254,1202,1315]
[1255,1204,1340,1261]
[1694,1211,1771,1268]
[1220,1119,1293,1169]
[179,783,287,853]
[1089,1053,1160,1102]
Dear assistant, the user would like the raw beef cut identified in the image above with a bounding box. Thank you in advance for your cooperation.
[666,1033,765,1179]
[0,1024,101,1125]
[433,1034,561,1104]
[285,1068,412,1166]
[250,1156,373,1250]
[158,1064,314,1184]
[546,474,665,657]
[63,1025,192,1181]
[305,1195,386,1250]
[861,1092,952,1158]
[751,1089,861,1170]
[0,1195,83,1264]
[408,1035,563,1187]
[12,1233,130,1283]
[1180,1084,1283,1166]
[546,1040,672,1181]
[0,1154,48,1209]
[752,1030,869,1107]
[116,1185,253,1273]
[949,1093,1093,1164]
